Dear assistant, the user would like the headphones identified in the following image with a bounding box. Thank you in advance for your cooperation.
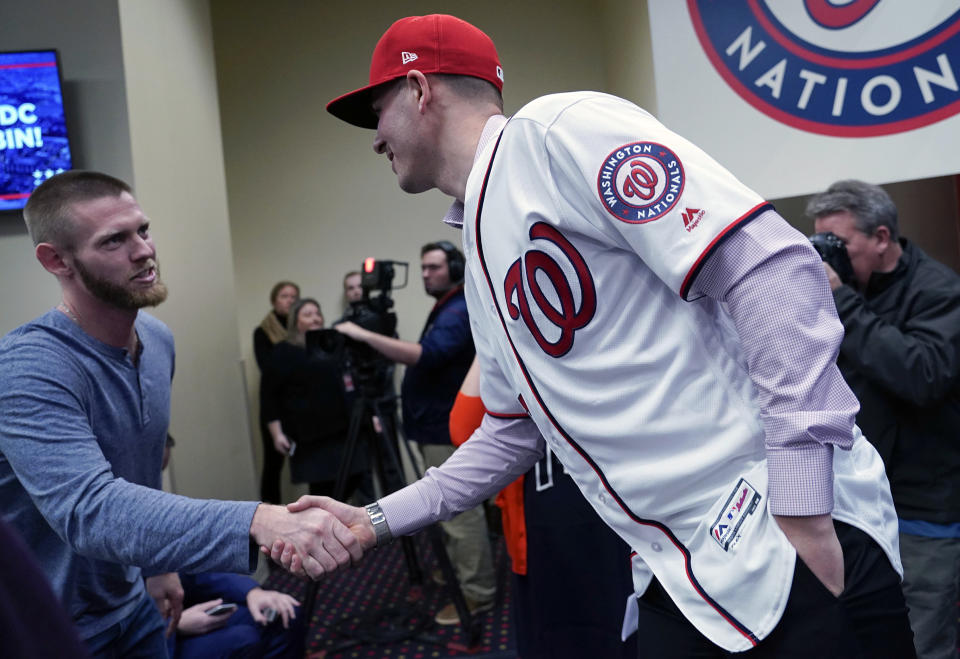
[432,240,466,283]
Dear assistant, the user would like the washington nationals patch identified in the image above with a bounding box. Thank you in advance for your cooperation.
[597,141,685,224]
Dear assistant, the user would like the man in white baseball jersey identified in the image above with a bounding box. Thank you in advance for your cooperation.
[269,14,915,657]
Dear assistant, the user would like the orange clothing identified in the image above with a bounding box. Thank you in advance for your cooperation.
[494,479,526,575]
[448,391,486,448]
[449,391,527,575]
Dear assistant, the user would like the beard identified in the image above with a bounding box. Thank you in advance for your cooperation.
[424,281,453,299]
[74,258,169,310]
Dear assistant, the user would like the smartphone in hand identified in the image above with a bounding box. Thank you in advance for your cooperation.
[204,602,238,616]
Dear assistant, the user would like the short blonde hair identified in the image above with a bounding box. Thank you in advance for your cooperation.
[23,170,131,249]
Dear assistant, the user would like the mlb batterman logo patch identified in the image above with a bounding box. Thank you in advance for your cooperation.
[597,141,685,224]
[688,0,960,137]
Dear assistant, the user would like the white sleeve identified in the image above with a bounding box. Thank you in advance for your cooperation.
[510,94,770,298]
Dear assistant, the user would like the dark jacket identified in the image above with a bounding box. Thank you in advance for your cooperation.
[401,286,475,445]
[261,341,364,484]
[833,239,960,522]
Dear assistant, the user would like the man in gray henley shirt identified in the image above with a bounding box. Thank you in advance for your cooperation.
[0,171,362,657]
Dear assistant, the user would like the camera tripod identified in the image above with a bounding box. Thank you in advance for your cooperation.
[300,385,485,651]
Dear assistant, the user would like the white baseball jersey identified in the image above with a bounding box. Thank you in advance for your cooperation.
[458,92,899,651]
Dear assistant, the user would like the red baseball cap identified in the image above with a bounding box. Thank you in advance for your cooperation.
[327,14,503,129]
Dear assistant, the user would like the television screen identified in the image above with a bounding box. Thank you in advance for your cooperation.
[0,49,72,212]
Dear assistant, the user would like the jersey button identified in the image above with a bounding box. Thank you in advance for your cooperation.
[598,492,607,505]
[651,542,662,552]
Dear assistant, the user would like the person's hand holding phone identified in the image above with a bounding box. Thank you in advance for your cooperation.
[246,587,300,628]
[204,602,239,616]
[176,598,237,636]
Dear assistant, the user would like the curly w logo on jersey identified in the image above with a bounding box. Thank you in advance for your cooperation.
[688,0,960,136]
[503,222,596,358]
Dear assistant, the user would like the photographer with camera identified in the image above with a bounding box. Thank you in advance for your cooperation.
[808,179,960,659]
[335,241,495,625]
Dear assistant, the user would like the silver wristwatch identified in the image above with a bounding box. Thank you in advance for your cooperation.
[364,502,392,546]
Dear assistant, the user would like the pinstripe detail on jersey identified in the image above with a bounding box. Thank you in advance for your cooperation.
[472,128,760,648]
[679,202,773,300]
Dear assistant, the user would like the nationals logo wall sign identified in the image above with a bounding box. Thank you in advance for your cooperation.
[688,0,960,136]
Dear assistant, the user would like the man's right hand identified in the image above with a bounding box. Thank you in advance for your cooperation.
[248,503,364,580]
[774,513,845,597]
[266,496,377,574]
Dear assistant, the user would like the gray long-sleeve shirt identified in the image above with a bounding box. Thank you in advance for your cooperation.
[0,310,259,640]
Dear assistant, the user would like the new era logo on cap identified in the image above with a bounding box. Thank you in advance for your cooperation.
[401,51,418,64]
[496,65,504,82]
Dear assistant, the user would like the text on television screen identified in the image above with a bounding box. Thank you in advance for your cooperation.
[0,50,73,212]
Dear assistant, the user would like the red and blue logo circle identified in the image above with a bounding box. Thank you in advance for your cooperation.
[597,142,684,224]
[688,0,960,136]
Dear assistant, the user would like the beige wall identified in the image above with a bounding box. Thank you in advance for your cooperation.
[601,0,658,114]
[118,0,256,500]
[210,0,653,501]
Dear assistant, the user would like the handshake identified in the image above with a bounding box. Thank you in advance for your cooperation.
[249,496,377,580]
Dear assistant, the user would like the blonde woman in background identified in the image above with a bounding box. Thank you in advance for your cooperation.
[253,281,299,503]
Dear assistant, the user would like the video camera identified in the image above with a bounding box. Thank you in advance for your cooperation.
[306,258,408,397]
[809,231,855,285]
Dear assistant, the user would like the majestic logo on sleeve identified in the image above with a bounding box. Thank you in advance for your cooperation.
[682,207,705,232]
[503,222,596,358]
[688,0,960,136]
[597,142,685,224]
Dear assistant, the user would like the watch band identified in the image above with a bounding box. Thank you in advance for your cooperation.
[364,502,393,546]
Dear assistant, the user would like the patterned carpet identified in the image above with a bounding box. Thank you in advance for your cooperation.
[263,530,516,659]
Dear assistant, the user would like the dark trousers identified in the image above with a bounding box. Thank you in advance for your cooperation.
[259,418,284,504]
[899,532,960,659]
[636,522,916,658]
[85,593,167,659]
[169,605,305,659]
[513,451,637,658]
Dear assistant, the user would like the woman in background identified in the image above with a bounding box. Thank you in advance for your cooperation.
[261,298,365,499]
[253,281,300,504]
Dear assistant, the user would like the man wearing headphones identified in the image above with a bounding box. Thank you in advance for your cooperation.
[334,241,493,624]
